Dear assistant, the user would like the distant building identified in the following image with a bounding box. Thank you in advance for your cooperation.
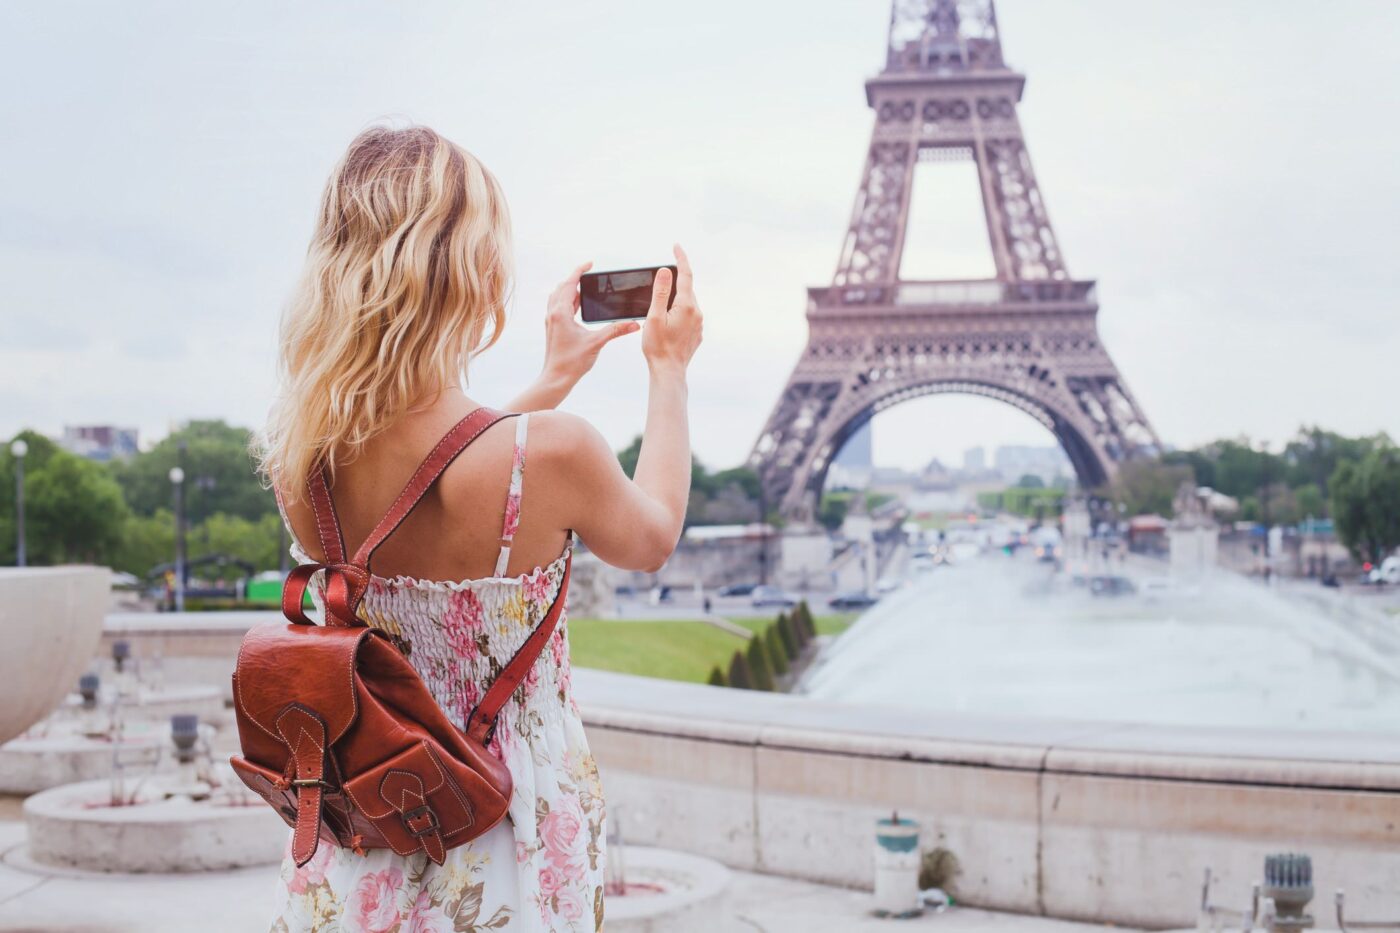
[963,446,986,473]
[993,444,1070,487]
[60,425,139,462]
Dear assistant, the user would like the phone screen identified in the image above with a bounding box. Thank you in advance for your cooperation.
[579,265,677,323]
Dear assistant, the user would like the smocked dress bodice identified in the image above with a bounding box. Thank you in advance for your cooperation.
[269,413,606,933]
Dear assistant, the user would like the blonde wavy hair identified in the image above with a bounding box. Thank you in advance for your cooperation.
[258,125,512,502]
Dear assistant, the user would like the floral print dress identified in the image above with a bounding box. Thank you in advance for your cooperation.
[270,413,606,933]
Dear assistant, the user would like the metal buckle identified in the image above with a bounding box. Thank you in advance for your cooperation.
[402,805,439,837]
[291,778,330,789]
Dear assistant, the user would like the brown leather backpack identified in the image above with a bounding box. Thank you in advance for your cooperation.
[230,407,570,867]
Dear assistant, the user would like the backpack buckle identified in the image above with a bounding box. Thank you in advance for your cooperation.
[402,805,439,838]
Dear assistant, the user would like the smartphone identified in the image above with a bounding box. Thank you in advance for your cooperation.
[579,265,678,323]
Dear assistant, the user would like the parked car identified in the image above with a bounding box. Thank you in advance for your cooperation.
[828,591,879,610]
[750,585,798,608]
[1089,575,1136,597]
[717,582,758,597]
[1367,556,1400,585]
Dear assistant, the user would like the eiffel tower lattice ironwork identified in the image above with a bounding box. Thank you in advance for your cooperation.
[748,0,1160,522]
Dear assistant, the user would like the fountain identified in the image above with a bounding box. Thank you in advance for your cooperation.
[597,805,732,932]
[19,712,285,873]
[0,636,224,794]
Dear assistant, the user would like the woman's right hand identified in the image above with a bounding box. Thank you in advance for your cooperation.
[641,244,703,374]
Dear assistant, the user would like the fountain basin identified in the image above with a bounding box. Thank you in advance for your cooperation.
[0,567,110,744]
[23,777,286,872]
[0,723,166,794]
[606,846,731,932]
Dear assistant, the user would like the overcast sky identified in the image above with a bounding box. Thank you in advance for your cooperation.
[2,1,1397,471]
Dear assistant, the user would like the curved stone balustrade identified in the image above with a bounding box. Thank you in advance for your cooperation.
[574,669,1400,929]
[0,567,110,744]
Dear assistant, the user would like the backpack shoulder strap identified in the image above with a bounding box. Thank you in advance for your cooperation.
[347,406,515,569]
[465,551,571,746]
[297,406,515,625]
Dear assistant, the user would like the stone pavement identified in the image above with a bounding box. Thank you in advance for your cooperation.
[0,818,1133,933]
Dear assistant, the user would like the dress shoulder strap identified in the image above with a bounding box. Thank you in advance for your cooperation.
[493,412,530,577]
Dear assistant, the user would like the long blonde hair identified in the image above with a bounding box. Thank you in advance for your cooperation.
[259,125,512,501]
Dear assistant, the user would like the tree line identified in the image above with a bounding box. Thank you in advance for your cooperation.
[1110,426,1398,563]
[0,423,768,578]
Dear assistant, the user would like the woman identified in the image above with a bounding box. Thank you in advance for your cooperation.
[258,125,702,932]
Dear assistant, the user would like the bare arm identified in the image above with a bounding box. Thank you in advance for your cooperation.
[506,262,639,412]
[532,246,703,572]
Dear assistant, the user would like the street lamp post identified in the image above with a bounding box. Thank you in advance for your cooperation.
[10,439,27,567]
[169,464,186,612]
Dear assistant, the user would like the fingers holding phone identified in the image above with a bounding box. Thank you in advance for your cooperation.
[642,245,702,374]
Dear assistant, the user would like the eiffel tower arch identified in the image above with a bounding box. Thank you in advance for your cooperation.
[748,0,1160,522]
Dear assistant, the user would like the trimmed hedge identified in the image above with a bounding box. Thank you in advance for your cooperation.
[765,625,789,676]
[728,649,753,689]
[777,612,800,659]
[706,664,727,687]
[746,635,775,691]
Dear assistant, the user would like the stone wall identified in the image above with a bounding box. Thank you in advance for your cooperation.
[576,669,1400,929]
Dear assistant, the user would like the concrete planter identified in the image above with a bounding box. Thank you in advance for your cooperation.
[0,566,110,745]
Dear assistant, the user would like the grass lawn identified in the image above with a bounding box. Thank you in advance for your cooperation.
[568,612,861,684]
[566,619,747,683]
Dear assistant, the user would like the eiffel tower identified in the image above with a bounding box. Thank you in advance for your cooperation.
[749,0,1159,522]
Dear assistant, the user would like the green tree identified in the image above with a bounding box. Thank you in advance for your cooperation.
[817,492,850,532]
[110,510,176,577]
[110,420,274,523]
[746,635,775,691]
[706,665,727,687]
[23,449,129,564]
[1016,474,1045,489]
[1211,439,1283,502]
[765,625,789,676]
[727,650,753,690]
[190,512,285,572]
[1330,447,1400,564]
[1284,427,1388,499]
[0,431,65,563]
[1106,460,1193,518]
[1294,483,1325,521]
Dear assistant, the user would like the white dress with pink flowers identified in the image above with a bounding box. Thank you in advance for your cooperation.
[269,414,606,933]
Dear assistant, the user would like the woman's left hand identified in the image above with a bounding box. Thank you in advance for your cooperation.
[508,262,640,412]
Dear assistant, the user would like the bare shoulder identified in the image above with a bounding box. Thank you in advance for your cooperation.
[525,410,612,465]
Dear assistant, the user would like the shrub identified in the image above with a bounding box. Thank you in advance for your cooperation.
[746,635,775,691]
[796,600,817,639]
[765,625,789,676]
[786,610,809,649]
[727,650,753,690]
[778,612,800,658]
[706,665,727,687]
